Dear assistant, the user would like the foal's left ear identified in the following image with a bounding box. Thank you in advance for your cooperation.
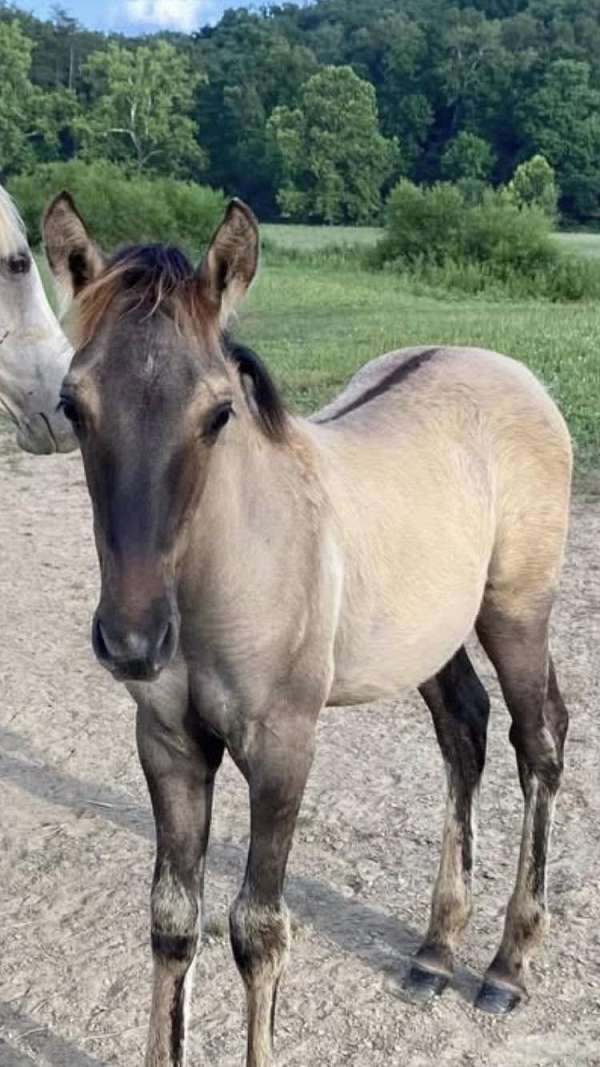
[43,191,105,311]
[197,199,259,327]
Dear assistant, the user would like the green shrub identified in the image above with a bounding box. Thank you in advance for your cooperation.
[395,254,600,301]
[8,160,225,254]
[374,179,600,300]
[536,253,600,301]
[374,180,466,266]
[506,155,559,221]
[463,193,554,277]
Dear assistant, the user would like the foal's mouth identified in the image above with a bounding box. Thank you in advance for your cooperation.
[104,659,164,683]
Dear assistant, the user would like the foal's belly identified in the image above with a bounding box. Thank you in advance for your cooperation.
[327,573,486,706]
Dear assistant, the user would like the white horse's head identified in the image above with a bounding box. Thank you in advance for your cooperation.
[0,184,76,453]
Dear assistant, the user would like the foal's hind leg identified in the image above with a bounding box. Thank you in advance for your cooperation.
[405,647,490,999]
[137,699,224,1067]
[475,602,568,1015]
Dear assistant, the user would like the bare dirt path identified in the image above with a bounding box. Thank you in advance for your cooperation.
[0,442,599,1066]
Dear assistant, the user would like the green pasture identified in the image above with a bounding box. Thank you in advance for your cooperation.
[554,232,600,259]
[262,223,382,250]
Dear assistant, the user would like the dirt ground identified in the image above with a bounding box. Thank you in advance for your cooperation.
[0,441,599,1067]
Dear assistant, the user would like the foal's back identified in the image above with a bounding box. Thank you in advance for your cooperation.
[310,346,571,703]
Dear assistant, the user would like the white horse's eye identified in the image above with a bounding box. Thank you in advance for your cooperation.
[7,254,31,276]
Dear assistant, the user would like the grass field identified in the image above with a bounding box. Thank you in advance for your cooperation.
[262,223,382,250]
[555,232,600,258]
[241,251,600,468]
[264,223,600,261]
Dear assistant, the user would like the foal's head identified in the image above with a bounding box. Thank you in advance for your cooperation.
[43,193,286,682]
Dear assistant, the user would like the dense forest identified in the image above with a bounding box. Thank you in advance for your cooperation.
[1,0,599,223]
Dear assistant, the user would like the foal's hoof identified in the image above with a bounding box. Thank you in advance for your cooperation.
[404,963,450,1001]
[475,978,523,1015]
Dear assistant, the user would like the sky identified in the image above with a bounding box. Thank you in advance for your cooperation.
[17,1,247,34]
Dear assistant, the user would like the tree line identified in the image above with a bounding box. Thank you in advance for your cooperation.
[1,0,599,225]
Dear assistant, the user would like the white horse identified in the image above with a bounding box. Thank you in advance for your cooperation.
[0,184,74,453]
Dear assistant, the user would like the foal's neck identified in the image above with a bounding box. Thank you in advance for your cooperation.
[183,414,325,599]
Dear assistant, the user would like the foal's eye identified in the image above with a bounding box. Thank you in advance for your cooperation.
[58,395,81,429]
[206,403,234,438]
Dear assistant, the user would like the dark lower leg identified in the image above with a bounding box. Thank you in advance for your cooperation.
[476,607,568,1014]
[477,761,556,1013]
[229,715,317,1067]
[231,893,291,1067]
[137,705,224,1067]
[407,647,489,998]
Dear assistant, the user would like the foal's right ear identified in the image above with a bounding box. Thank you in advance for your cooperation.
[43,192,105,311]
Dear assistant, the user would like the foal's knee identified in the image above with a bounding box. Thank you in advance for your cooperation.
[509,721,564,793]
[151,860,199,964]
[229,893,290,986]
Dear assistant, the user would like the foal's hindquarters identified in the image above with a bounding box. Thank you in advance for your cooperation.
[328,350,573,1016]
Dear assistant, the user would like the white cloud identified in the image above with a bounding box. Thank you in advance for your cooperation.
[124,0,214,31]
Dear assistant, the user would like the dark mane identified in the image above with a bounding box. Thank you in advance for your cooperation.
[76,243,288,443]
[224,338,288,443]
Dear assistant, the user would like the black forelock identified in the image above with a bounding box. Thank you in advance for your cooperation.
[107,244,194,296]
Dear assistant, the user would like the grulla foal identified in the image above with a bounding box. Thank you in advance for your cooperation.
[44,193,572,1067]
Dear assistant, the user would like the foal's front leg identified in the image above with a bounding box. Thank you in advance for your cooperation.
[229,710,318,1067]
[136,700,224,1067]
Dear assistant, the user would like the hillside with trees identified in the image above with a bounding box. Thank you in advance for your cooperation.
[1,0,600,224]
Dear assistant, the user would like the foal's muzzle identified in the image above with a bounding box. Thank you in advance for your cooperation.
[92,601,179,681]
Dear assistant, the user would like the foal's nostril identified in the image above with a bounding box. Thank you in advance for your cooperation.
[93,615,152,667]
[155,618,177,668]
[92,611,177,677]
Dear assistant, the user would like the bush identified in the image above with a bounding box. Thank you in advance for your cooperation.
[373,179,600,300]
[374,180,466,266]
[463,192,553,276]
[507,155,559,221]
[8,160,226,254]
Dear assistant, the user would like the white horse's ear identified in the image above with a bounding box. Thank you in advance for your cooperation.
[43,191,105,312]
[196,198,259,327]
